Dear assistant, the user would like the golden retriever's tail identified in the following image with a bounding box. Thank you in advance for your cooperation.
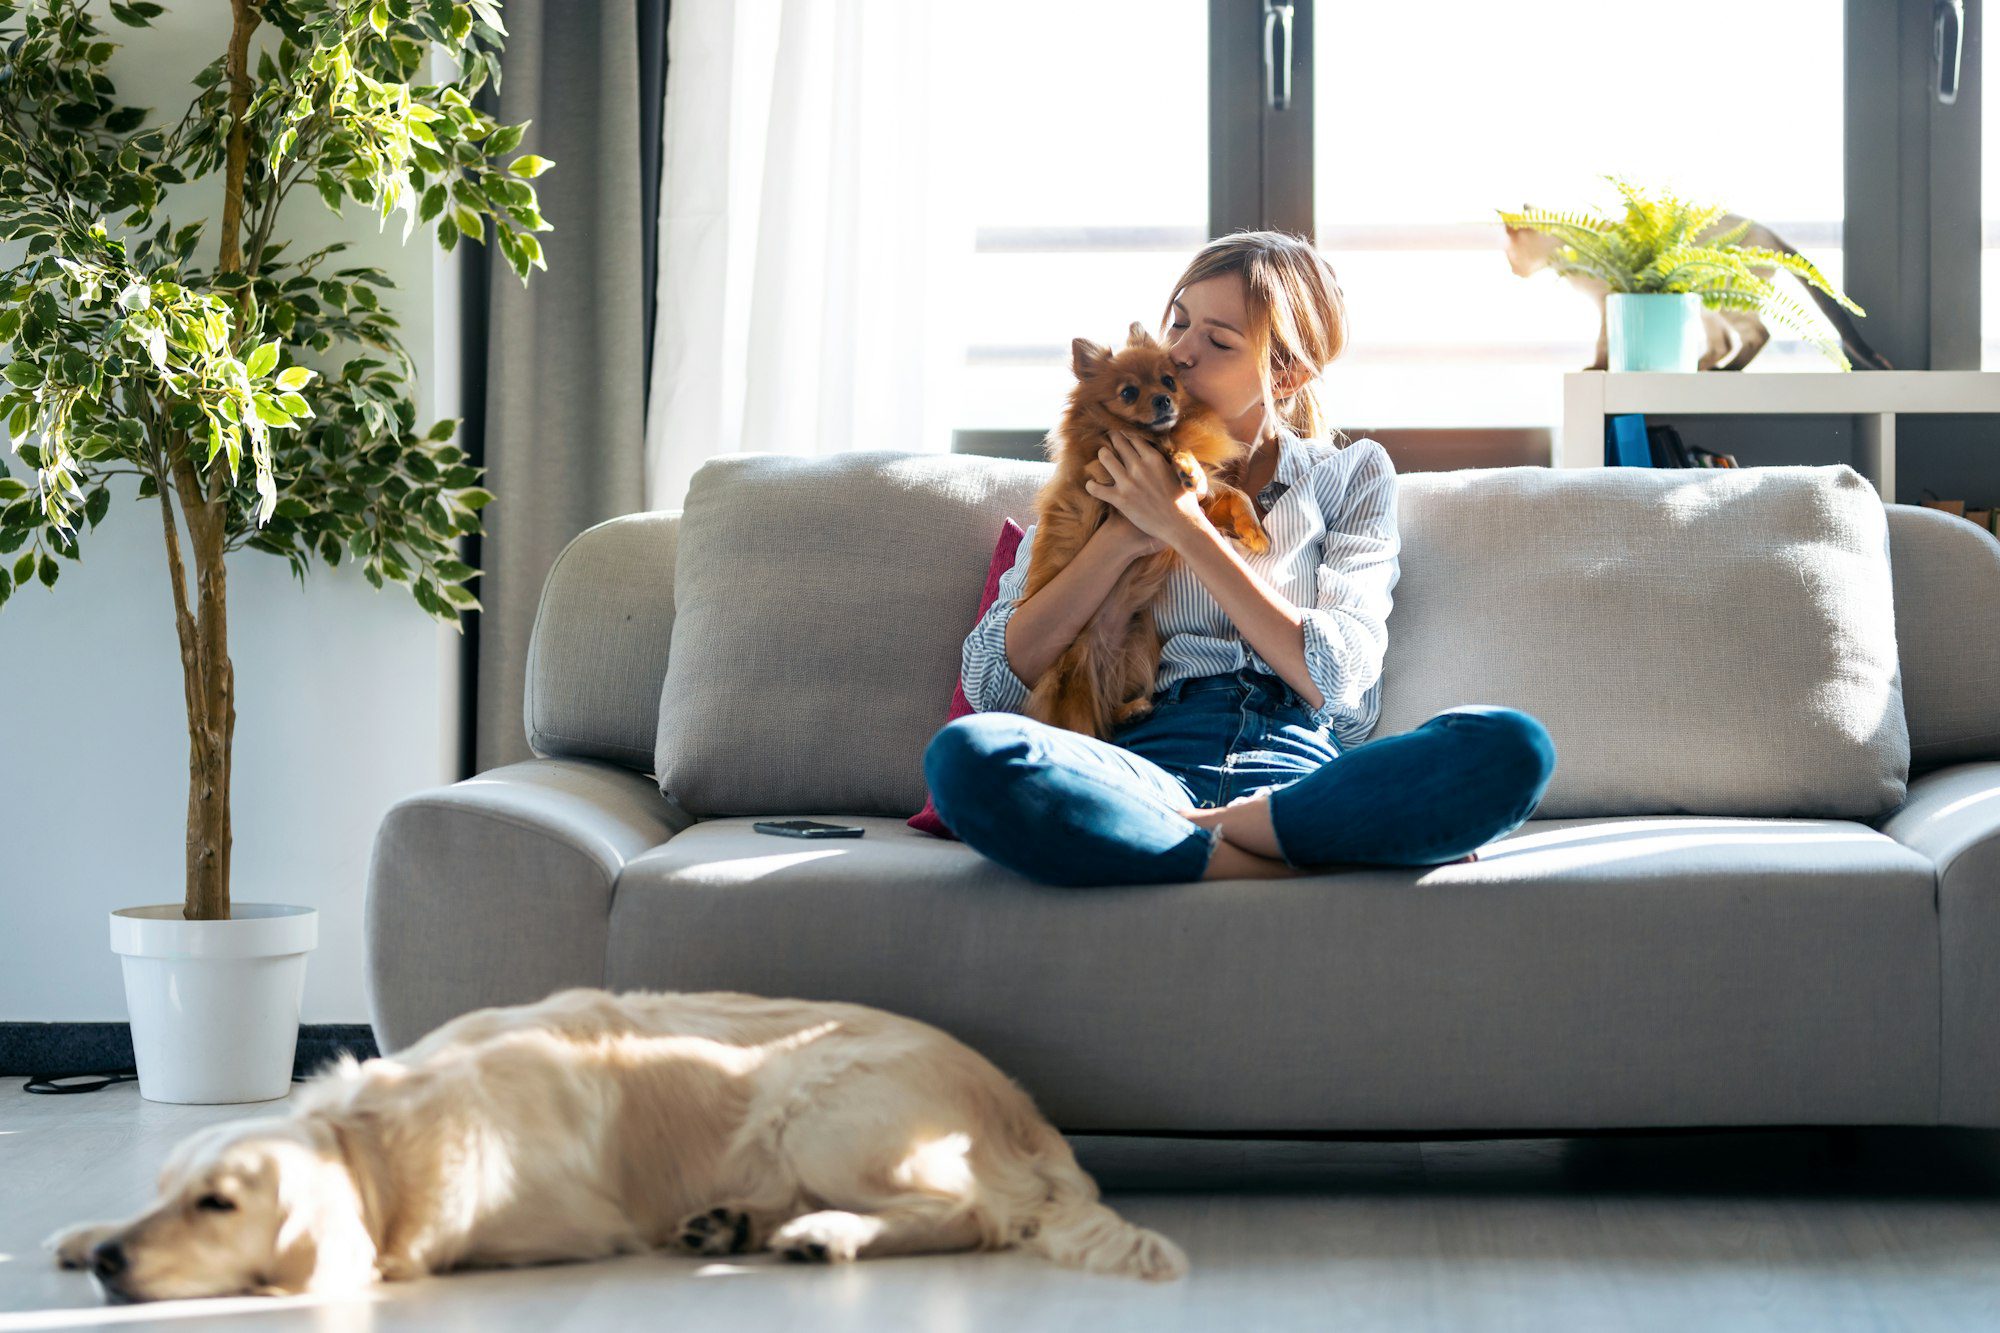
[1016,1191,1188,1282]
[1001,1130,1188,1281]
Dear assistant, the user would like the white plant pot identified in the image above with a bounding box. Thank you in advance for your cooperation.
[108,903,318,1105]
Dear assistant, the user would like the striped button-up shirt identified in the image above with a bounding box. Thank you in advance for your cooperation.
[960,427,1402,750]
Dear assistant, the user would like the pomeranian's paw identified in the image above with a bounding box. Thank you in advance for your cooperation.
[1234,526,1271,554]
[46,1222,120,1271]
[1111,696,1154,726]
[770,1211,873,1264]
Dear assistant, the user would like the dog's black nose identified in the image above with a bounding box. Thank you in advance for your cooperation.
[1153,395,1172,412]
[91,1240,127,1280]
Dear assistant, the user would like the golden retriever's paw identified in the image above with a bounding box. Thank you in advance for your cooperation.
[676,1205,755,1256]
[45,1222,117,1271]
[769,1211,871,1265]
[373,1253,429,1283]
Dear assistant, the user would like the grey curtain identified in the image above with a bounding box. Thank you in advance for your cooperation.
[458,0,672,777]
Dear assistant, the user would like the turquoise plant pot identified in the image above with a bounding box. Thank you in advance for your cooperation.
[1607,292,1705,372]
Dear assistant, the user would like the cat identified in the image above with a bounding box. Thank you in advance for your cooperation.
[1503,212,1895,371]
[1018,322,1270,741]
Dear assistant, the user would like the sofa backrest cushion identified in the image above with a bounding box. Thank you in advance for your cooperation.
[1885,504,2000,774]
[525,510,683,773]
[1375,463,1910,820]
[655,450,1051,816]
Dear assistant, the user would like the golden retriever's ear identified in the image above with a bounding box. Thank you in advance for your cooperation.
[266,1143,378,1295]
[1069,337,1110,380]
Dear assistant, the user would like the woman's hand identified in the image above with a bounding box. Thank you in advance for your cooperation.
[1083,428,1212,554]
[1099,510,1165,559]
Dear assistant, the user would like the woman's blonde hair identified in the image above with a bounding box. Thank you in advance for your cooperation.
[1158,229,1350,445]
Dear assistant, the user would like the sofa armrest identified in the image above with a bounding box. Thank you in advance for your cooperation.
[364,757,695,1052]
[1874,760,2000,1123]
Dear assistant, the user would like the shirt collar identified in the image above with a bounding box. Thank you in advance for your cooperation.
[1271,424,1315,488]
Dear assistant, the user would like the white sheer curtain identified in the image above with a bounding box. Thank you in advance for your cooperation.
[644,0,975,514]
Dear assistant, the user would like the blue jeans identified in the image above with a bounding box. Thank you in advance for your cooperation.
[922,667,1556,887]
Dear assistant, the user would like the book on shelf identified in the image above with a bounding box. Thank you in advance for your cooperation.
[1603,414,1739,468]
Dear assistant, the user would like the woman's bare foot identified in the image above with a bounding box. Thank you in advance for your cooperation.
[1200,832,1307,880]
[1183,797,1481,868]
[1180,793,1286,860]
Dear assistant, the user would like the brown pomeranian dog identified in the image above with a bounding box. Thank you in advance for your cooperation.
[1018,321,1271,740]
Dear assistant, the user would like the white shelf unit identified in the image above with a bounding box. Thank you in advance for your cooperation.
[1560,371,2000,502]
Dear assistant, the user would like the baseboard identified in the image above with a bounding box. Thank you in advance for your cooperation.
[0,1022,380,1080]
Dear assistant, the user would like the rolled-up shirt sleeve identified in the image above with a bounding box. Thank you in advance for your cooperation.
[1300,442,1401,748]
[959,521,1037,714]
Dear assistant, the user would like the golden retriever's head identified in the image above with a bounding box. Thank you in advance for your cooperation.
[80,1115,376,1303]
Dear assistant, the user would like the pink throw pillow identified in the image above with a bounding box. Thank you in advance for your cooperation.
[908,518,1026,839]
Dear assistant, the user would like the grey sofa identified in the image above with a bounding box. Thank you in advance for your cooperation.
[365,451,2000,1134]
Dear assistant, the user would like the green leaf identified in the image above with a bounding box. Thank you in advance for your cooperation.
[507,154,552,178]
[276,365,313,391]
[0,479,25,501]
[13,551,34,584]
[252,394,292,427]
[37,553,57,588]
[456,487,494,510]
[3,362,41,388]
[486,121,526,155]
[85,487,110,528]
[247,339,280,380]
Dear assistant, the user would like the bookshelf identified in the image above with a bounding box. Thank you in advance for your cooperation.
[1560,371,2000,502]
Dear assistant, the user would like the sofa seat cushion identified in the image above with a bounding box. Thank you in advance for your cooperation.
[1377,463,1910,820]
[604,814,1940,1132]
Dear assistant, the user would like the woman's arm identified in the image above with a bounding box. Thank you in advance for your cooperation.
[960,514,1152,712]
[1169,442,1402,739]
[1003,517,1150,689]
[1167,526,1322,709]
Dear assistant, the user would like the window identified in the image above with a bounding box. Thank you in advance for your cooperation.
[953,1,1209,432]
[1311,0,1848,429]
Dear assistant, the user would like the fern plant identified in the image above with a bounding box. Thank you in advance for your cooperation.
[1496,173,1864,369]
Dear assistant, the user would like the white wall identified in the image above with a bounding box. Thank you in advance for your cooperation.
[0,5,460,1024]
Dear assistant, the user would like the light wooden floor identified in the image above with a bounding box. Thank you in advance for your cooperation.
[6,1080,2000,1330]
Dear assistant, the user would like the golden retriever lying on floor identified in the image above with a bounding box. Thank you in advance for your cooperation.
[46,987,1187,1300]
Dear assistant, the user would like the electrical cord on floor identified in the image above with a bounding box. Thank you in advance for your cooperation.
[24,1068,314,1094]
[24,1069,140,1094]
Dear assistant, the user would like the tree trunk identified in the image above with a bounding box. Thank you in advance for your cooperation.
[171,450,234,922]
[164,0,259,921]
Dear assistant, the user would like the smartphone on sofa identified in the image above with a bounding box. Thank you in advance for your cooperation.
[752,819,866,839]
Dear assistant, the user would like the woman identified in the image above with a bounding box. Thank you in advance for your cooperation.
[922,231,1556,887]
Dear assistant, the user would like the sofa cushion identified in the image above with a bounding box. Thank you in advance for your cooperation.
[1375,463,1910,820]
[1884,505,2000,774]
[602,812,1938,1131]
[656,450,1050,817]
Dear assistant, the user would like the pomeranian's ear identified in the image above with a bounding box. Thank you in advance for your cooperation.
[1125,321,1157,348]
[1070,337,1111,380]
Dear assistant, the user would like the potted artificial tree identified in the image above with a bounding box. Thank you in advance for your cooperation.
[1498,174,1864,371]
[0,0,551,1103]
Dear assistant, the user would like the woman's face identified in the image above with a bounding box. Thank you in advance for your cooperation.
[1164,274,1253,417]
[1165,273,1294,429]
